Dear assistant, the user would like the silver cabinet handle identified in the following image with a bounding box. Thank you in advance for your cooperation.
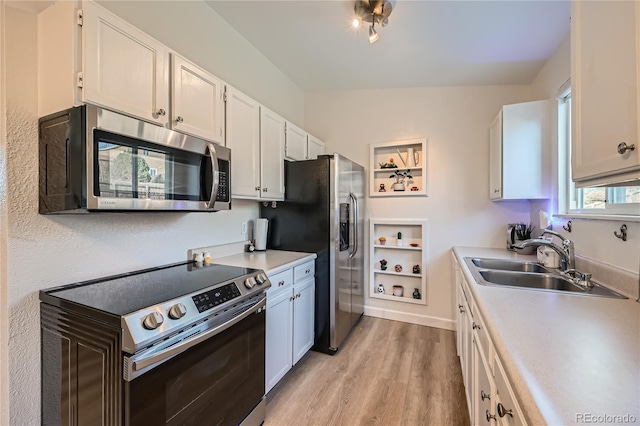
[617,142,636,154]
[278,280,285,287]
[497,403,513,418]
[156,108,166,116]
[481,390,490,401]
[289,296,295,302]
[176,116,184,123]
[473,323,480,330]
[263,188,268,192]
[486,410,496,422]
[493,189,500,193]
[255,186,261,191]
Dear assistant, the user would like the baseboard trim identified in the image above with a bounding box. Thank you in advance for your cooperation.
[364,306,455,330]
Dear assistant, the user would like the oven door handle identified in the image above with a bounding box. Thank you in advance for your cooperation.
[132,296,266,372]
[206,143,220,209]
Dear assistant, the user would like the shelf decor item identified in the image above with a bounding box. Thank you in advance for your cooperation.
[379,183,386,192]
[377,284,385,294]
[392,285,404,296]
[380,259,388,270]
[413,288,421,299]
[412,264,421,274]
[379,237,387,245]
[396,232,404,246]
[390,170,413,191]
[394,264,402,272]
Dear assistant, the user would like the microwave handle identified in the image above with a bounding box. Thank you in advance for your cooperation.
[206,143,220,209]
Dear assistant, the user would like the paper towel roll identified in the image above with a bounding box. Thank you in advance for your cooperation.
[255,218,268,251]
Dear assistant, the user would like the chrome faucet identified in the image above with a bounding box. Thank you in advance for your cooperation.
[511,229,575,271]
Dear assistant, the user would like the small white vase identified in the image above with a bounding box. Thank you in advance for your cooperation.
[392,182,405,191]
[397,239,404,247]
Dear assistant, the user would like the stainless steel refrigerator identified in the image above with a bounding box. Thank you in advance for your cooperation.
[260,154,365,354]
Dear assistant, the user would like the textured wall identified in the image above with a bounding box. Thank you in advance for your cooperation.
[2,2,300,423]
[304,85,534,325]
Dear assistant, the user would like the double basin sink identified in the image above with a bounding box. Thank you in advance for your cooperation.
[464,258,627,299]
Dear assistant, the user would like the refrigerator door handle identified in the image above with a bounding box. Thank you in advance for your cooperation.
[349,192,359,259]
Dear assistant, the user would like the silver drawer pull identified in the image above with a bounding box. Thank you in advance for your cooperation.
[278,280,285,286]
[486,410,496,422]
[481,390,490,401]
[617,142,636,154]
[497,403,513,418]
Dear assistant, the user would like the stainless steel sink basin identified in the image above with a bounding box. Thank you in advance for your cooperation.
[463,257,627,299]
[479,270,584,292]
[471,258,551,273]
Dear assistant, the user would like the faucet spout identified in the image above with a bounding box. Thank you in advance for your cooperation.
[511,238,574,271]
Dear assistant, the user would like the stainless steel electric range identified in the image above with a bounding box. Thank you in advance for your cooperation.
[40,261,270,426]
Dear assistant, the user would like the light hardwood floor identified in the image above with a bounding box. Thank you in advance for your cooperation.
[265,316,470,426]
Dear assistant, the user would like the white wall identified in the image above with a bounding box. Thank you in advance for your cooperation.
[97,0,304,127]
[0,2,303,423]
[305,85,534,326]
[529,34,640,274]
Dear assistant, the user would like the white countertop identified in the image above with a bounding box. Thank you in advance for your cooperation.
[213,250,316,276]
[453,247,640,426]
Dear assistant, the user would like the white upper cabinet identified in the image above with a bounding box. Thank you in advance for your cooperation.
[307,134,325,160]
[285,121,308,161]
[82,1,169,125]
[489,100,549,200]
[171,54,224,144]
[260,107,286,200]
[225,86,261,198]
[571,0,640,186]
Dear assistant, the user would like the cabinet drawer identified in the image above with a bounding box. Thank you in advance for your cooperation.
[293,261,315,282]
[268,269,293,295]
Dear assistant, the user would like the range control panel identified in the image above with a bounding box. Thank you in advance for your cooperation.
[192,282,242,313]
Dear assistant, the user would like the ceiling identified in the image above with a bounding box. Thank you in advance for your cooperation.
[206,0,570,92]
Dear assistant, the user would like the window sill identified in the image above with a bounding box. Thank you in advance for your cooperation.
[554,213,640,223]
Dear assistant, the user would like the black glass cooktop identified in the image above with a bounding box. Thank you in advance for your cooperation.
[41,262,258,317]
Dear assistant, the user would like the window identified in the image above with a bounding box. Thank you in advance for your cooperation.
[559,91,640,215]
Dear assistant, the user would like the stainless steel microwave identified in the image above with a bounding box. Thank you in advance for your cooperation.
[39,105,231,213]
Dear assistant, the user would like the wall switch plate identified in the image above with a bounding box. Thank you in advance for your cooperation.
[241,221,248,235]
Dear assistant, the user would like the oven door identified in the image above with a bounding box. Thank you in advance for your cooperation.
[124,299,265,426]
[86,105,230,211]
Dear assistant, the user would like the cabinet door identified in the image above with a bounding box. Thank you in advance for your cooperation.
[495,357,526,426]
[285,122,308,161]
[265,289,293,393]
[171,54,224,143]
[572,1,640,183]
[292,278,315,365]
[260,107,286,200]
[474,339,494,426]
[489,111,503,199]
[307,135,325,160]
[462,295,474,423]
[226,87,260,198]
[83,1,169,125]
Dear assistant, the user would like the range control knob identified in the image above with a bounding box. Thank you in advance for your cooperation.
[244,277,257,289]
[142,312,164,330]
[256,273,268,285]
[167,303,187,320]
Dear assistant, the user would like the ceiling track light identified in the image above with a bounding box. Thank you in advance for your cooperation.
[353,0,395,43]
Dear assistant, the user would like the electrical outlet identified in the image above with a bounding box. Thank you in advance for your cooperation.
[241,221,248,235]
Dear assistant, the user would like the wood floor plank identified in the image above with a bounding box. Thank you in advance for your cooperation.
[265,316,470,426]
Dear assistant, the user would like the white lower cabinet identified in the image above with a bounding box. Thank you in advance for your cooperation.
[265,261,315,393]
[452,252,527,426]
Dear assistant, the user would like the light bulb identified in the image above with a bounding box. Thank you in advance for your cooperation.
[368,25,379,43]
[352,17,362,28]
